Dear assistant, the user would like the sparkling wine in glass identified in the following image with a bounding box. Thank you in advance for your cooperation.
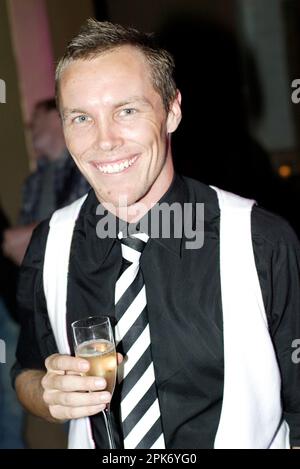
[71,316,117,449]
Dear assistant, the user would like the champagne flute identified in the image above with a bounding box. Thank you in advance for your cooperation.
[71,316,117,449]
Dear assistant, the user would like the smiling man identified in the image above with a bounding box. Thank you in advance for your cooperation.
[13,20,300,449]
[59,44,180,215]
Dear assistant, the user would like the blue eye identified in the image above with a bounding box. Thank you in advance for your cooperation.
[120,108,136,116]
[74,115,90,124]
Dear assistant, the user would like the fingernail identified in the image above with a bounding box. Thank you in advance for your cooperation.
[100,392,111,402]
[95,378,105,388]
[79,361,89,371]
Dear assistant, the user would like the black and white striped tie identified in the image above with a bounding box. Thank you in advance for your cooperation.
[114,232,166,449]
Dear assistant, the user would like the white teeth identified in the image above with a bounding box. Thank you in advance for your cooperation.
[97,156,137,174]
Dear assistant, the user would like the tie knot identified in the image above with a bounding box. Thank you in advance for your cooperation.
[118,232,149,263]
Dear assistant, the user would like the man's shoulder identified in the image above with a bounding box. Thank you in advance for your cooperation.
[22,191,93,269]
[181,176,299,249]
[251,204,300,250]
[22,219,50,270]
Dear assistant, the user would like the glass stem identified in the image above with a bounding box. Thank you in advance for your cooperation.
[103,405,116,449]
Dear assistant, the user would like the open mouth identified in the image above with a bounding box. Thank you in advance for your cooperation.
[93,155,139,174]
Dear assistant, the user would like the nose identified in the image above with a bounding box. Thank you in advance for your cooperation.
[93,118,123,152]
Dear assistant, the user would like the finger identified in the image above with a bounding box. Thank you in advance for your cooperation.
[44,389,112,407]
[42,373,107,392]
[117,353,123,365]
[49,404,106,421]
[45,354,90,374]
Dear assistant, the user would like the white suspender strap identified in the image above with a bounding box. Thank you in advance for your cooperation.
[43,193,95,449]
[211,186,289,448]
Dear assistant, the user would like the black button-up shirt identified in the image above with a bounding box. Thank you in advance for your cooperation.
[13,175,300,448]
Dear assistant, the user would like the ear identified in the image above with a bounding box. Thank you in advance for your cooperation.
[166,90,182,134]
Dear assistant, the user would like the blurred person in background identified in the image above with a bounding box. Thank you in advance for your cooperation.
[0,206,24,448]
[2,99,90,266]
[2,99,89,448]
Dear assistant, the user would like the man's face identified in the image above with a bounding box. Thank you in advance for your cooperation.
[60,46,181,210]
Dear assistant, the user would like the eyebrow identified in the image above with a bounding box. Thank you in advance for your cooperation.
[114,96,152,108]
[62,96,152,119]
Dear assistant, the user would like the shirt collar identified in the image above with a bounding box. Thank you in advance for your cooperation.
[78,174,190,263]
[143,174,187,257]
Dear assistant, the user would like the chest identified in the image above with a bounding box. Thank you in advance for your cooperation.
[66,236,224,389]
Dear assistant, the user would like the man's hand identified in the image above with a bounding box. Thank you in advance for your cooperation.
[42,353,121,421]
[2,224,37,265]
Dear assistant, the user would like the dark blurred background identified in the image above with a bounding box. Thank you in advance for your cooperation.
[1,0,300,229]
[1,0,300,448]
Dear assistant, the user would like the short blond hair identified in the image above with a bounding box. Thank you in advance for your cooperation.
[55,19,177,112]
